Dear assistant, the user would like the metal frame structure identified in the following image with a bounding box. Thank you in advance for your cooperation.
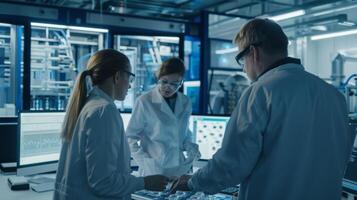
[0,1,197,113]
[0,16,31,113]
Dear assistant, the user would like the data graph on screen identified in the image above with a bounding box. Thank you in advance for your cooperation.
[189,115,230,160]
[19,112,65,166]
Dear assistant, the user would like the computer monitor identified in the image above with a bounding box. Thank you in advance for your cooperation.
[121,113,131,131]
[0,117,17,163]
[17,112,65,176]
[342,121,357,193]
[189,115,230,160]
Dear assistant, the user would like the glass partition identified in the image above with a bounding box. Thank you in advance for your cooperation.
[113,35,180,111]
[0,22,24,117]
[30,23,107,111]
[207,14,248,115]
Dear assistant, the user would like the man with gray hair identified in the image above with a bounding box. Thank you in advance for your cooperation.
[172,18,354,200]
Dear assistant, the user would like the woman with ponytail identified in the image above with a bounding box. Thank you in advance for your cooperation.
[54,49,168,200]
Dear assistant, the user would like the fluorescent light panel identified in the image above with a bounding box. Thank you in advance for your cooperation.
[312,4,357,17]
[68,26,108,33]
[338,21,355,27]
[310,25,328,31]
[0,23,11,27]
[155,36,180,43]
[311,29,357,40]
[269,9,306,22]
[31,22,67,29]
[31,22,108,33]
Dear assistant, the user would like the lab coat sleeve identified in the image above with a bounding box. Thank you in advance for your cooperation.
[183,128,201,161]
[182,99,201,160]
[126,98,151,159]
[190,86,269,194]
[182,99,196,149]
[183,129,199,150]
[85,105,144,198]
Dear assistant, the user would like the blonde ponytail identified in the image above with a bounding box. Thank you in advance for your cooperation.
[61,49,130,141]
[61,70,90,141]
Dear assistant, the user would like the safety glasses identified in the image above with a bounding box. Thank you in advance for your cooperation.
[157,79,183,90]
[235,42,262,68]
[121,69,136,84]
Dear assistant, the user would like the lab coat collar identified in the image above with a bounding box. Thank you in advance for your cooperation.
[255,57,303,82]
[90,86,115,104]
[152,86,185,118]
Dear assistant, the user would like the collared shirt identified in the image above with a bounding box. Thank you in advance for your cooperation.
[255,57,301,81]
[164,93,177,112]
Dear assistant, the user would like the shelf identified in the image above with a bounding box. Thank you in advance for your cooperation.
[0,34,10,38]
[31,37,61,42]
[31,90,70,97]
[31,66,72,71]
[31,44,70,49]
[69,40,98,46]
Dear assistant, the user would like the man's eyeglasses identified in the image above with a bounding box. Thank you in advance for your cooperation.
[157,79,183,90]
[121,69,135,83]
[235,42,262,68]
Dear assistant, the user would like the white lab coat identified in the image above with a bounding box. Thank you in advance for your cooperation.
[126,86,199,177]
[54,87,144,200]
[190,62,355,200]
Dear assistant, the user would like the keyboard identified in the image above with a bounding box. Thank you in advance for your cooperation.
[31,182,55,193]
[28,177,55,184]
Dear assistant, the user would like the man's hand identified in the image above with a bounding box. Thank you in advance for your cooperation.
[144,175,170,191]
[170,175,192,193]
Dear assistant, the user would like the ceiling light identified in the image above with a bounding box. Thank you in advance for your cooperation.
[156,36,180,43]
[310,25,328,31]
[31,22,108,33]
[312,4,357,17]
[338,21,356,27]
[31,22,67,29]
[311,29,357,40]
[268,10,306,22]
[68,26,108,33]
[0,23,11,27]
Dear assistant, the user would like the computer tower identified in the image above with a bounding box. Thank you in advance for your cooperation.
[0,117,17,163]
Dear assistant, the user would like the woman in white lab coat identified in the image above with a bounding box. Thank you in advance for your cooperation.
[126,57,200,177]
[54,49,168,200]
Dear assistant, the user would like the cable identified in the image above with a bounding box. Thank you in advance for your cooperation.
[343,74,357,86]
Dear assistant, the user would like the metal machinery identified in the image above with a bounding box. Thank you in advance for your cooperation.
[30,23,107,111]
[113,35,179,111]
[210,71,249,115]
[208,39,249,115]
[331,53,357,113]
[331,53,357,195]
[0,22,23,117]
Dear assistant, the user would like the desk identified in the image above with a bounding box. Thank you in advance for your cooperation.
[0,173,53,200]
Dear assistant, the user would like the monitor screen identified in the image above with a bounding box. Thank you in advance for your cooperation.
[343,123,357,189]
[18,112,65,167]
[189,115,230,160]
